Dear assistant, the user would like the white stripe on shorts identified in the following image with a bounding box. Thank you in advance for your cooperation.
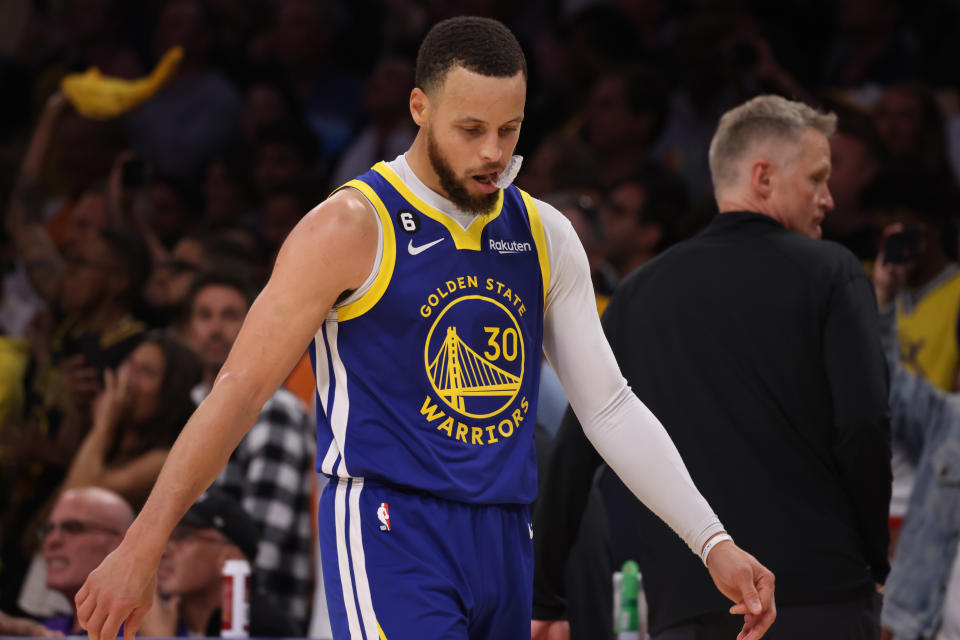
[334,479,363,639]
[348,478,379,639]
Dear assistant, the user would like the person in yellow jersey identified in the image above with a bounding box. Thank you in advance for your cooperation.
[863,168,960,391]
[862,166,960,552]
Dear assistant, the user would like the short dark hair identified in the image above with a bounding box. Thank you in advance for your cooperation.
[186,265,259,315]
[415,17,527,95]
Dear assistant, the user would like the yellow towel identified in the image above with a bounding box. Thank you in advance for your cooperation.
[61,46,184,120]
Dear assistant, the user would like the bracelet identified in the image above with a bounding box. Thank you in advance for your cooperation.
[701,533,733,567]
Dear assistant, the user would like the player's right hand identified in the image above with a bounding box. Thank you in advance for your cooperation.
[75,543,158,640]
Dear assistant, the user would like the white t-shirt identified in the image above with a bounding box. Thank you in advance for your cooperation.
[341,155,725,557]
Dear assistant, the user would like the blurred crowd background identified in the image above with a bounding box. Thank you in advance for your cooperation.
[2,0,960,637]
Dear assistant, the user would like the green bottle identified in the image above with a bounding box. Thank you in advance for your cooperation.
[614,560,640,639]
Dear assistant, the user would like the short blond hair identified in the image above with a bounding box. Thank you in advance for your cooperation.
[708,95,837,191]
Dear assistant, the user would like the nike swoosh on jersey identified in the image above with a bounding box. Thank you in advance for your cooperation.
[408,238,444,255]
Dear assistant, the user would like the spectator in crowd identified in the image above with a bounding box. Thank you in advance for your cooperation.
[329,55,418,189]
[822,0,922,87]
[60,331,201,509]
[546,191,614,312]
[141,175,201,251]
[127,0,242,177]
[516,133,602,203]
[873,84,954,177]
[261,179,320,260]
[239,76,301,145]
[252,120,321,201]
[142,233,260,334]
[202,156,256,231]
[600,171,686,281]
[861,170,960,553]
[822,111,886,261]
[873,229,960,640]
[534,95,891,639]
[0,487,133,637]
[579,67,667,187]
[260,0,364,159]
[185,270,314,632]
[1,213,149,612]
[861,169,960,392]
[141,488,297,638]
[2,90,121,338]
[652,9,744,201]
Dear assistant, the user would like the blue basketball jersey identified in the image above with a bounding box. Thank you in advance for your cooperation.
[310,162,549,505]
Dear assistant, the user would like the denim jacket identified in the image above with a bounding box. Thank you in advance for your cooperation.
[879,308,960,639]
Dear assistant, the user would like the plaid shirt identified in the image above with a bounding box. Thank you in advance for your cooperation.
[214,388,315,632]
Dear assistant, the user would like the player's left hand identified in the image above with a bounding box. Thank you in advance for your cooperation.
[706,540,776,640]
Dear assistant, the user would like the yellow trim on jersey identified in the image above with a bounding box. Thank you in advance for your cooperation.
[372,162,503,251]
[378,622,388,639]
[519,189,551,307]
[334,179,397,322]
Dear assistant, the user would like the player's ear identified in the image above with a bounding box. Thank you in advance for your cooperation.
[410,87,429,127]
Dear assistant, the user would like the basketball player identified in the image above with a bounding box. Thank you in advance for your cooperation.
[75,17,775,640]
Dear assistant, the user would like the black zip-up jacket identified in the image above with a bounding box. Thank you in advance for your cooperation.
[533,211,892,634]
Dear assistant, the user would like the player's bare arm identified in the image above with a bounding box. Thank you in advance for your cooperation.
[74,188,378,640]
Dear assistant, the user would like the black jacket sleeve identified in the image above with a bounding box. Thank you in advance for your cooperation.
[822,272,892,583]
[531,406,604,620]
[532,287,631,620]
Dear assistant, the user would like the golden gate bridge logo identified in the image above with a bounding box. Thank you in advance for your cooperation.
[424,295,525,419]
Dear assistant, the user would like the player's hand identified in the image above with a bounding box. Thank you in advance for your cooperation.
[75,542,158,640]
[706,540,776,640]
[531,619,569,640]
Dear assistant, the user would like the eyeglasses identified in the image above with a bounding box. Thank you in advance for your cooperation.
[168,527,229,547]
[37,519,122,542]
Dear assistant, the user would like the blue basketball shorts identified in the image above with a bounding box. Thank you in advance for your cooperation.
[317,477,534,640]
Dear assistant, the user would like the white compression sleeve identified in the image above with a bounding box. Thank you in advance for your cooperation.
[538,201,725,556]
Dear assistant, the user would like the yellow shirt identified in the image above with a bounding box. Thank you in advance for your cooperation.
[897,266,960,391]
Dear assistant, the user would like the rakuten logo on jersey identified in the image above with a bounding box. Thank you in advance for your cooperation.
[489,239,532,254]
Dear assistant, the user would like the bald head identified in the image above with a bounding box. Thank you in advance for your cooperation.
[62,487,135,528]
[43,488,134,599]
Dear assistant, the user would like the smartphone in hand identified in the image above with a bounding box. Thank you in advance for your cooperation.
[883,226,924,264]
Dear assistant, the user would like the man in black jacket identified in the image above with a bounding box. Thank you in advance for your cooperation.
[533,95,891,639]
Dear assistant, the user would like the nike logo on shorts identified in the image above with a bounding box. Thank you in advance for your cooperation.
[408,238,444,255]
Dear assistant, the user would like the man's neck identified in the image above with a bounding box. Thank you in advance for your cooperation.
[405,132,446,200]
[180,584,222,635]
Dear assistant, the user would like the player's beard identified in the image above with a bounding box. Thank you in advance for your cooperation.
[427,126,501,216]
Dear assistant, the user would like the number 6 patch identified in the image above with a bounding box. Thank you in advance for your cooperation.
[396,209,421,234]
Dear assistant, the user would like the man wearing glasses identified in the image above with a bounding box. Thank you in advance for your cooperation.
[0,487,133,636]
[138,489,296,638]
